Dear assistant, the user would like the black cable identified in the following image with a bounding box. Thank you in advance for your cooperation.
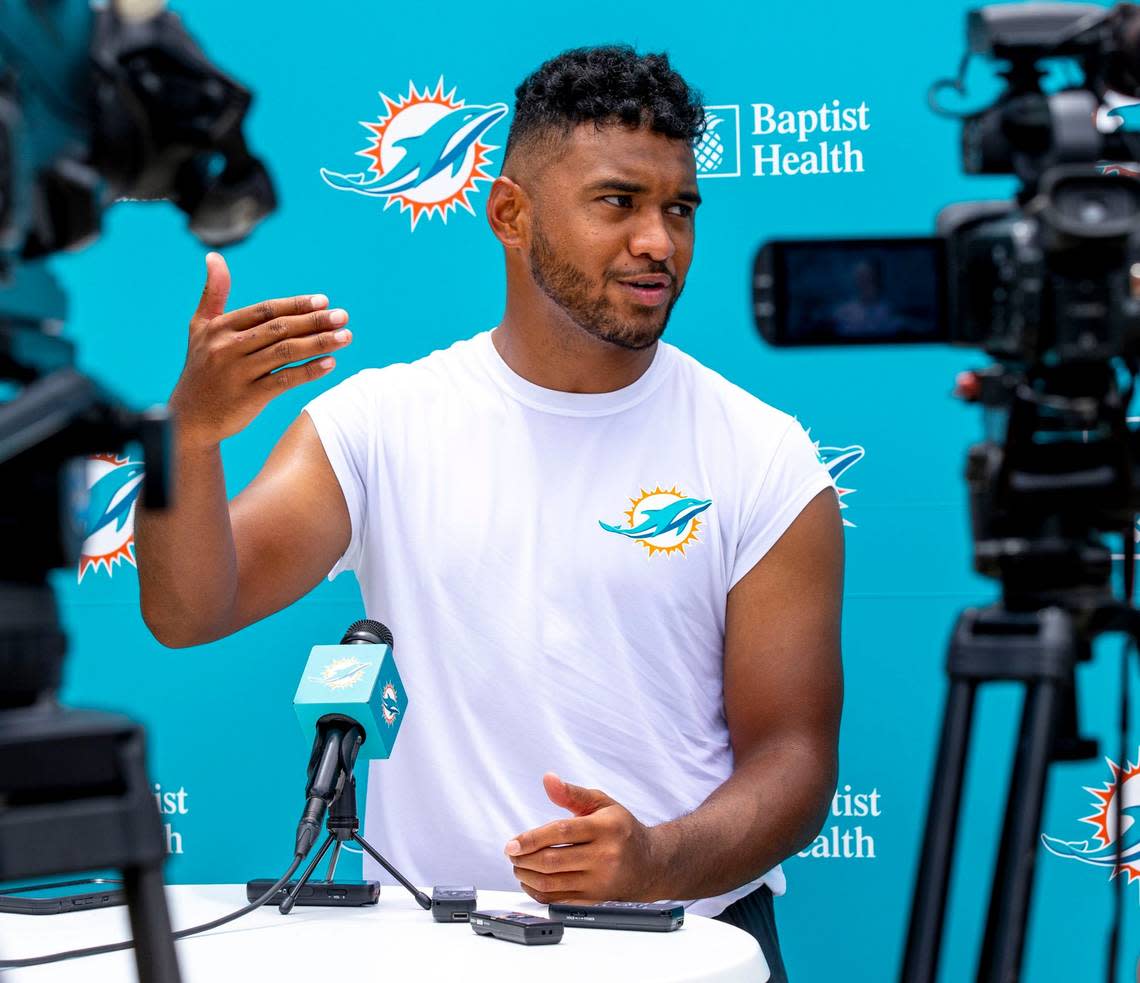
[926,53,974,120]
[0,854,304,969]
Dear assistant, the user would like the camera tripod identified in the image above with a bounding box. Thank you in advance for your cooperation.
[0,354,180,982]
[900,601,1138,982]
[902,362,1140,982]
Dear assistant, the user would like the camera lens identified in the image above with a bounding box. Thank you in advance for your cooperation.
[1077,197,1108,223]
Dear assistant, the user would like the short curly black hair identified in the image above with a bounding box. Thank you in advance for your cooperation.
[502,46,704,174]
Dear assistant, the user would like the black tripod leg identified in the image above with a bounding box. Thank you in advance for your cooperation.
[280,834,335,915]
[977,678,1063,983]
[902,677,978,983]
[353,834,431,909]
[123,862,182,983]
[326,841,343,882]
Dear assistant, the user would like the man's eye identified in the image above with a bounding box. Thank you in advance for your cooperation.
[667,203,694,218]
[601,194,633,207]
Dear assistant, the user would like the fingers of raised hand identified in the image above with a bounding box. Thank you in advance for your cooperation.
[230,303,337,346]
[251,327,352,376]
[259,355,337,396]
[230,307,347,355]
[214,293,329,335]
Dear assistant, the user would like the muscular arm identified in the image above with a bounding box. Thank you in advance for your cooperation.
[648,486,845,900]
[136,411,349,648]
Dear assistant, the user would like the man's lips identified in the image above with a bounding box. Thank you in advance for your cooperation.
[615,274,674,306]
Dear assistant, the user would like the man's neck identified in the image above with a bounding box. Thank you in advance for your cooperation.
[493,304,657,395]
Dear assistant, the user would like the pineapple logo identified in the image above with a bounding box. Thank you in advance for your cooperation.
[695,105,741,179]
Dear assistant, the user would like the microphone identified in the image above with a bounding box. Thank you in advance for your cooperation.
[291,619,407,858]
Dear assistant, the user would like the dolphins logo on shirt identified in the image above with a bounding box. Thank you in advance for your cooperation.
[599,486,712,557]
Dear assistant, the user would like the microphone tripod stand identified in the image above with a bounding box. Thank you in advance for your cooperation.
[280,769,430,915]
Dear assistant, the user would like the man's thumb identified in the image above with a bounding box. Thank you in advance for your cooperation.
[196,252,231,321]
[543,772,612,816]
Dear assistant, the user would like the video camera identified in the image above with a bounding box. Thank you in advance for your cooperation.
[751,5,1140,980]
[756,3,1140,362]
[0,3,274,980]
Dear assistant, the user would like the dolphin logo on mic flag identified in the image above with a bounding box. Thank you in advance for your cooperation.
[295,642,407,759]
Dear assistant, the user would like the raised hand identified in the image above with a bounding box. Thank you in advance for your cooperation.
[169,252,352,449]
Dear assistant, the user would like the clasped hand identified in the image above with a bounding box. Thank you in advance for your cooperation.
[504,772,665,904]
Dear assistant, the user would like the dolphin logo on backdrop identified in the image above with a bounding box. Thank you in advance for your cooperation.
[320,78,507,230]
[804,427,865,528]
[600,486,712,557]
[1041,749,1140,900]
[77,454,145,583]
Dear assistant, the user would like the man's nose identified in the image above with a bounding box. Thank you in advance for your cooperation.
[628,212,676,263]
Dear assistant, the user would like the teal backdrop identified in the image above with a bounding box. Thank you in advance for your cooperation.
[44,0,1140,979]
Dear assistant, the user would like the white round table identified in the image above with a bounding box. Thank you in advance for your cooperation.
[0,885,769,982]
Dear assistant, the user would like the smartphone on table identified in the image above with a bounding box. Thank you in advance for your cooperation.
[0,877,126,915]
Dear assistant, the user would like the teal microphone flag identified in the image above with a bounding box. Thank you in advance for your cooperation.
[293,642,407,759]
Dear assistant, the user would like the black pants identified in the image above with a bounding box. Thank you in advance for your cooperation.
[713,885,789,982]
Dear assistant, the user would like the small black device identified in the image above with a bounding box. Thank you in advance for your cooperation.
[245,878,379,907]
[0,878,127,916]
[469,910,563,945]
[548,900,685,932]
[754,238,948,348]
[431,885,477,922]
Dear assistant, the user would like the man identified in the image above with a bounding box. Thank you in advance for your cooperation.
[136,46,843,981]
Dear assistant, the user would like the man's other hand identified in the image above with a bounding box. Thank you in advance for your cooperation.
[504,772,666,904]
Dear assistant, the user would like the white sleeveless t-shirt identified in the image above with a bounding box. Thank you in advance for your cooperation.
[302,330,834,916]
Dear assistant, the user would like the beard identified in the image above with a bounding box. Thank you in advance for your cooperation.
[527,224,681,351]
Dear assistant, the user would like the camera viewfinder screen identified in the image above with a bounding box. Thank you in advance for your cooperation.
[776,238,946,345]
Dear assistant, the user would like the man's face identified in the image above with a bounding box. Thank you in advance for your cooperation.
[525,123,700,351]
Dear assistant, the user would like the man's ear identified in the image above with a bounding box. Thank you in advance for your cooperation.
[486,175,530,250]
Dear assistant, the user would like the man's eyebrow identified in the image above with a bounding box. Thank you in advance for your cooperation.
[584,178,648,194]
[583,177,702,205]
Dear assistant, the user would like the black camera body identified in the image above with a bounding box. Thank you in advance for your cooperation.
[754,6,1140,980]
[0,4,276,980]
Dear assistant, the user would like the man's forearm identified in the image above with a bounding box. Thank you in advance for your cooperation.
[647,741,835,901]
[134,427,238,647]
